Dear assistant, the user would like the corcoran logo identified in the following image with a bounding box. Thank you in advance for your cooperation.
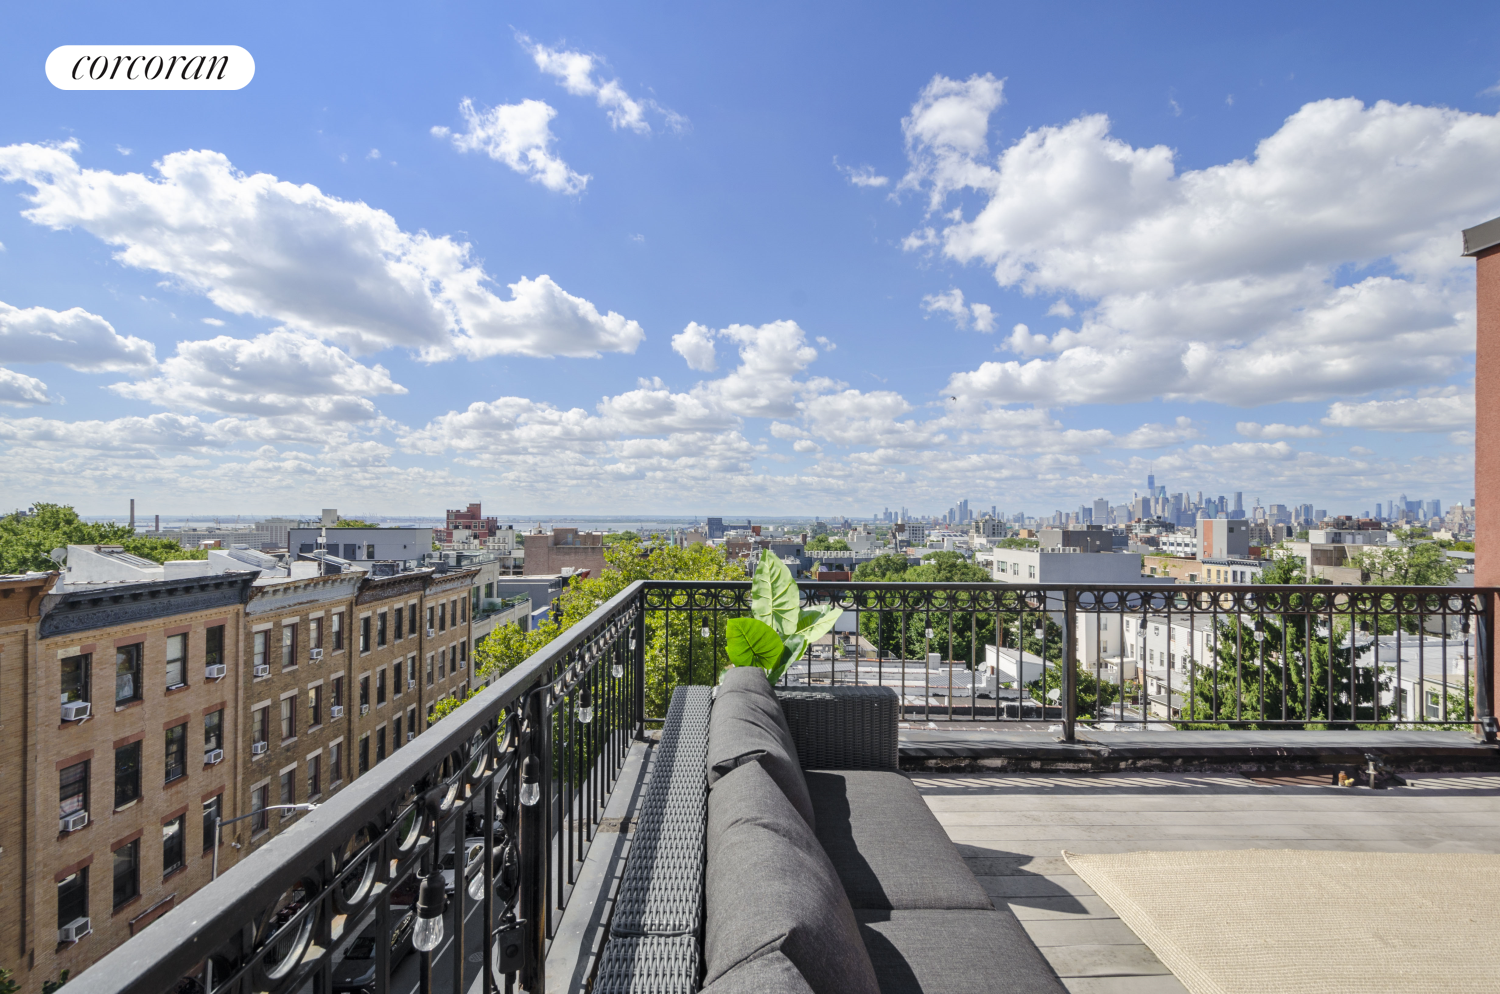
[46,46,254,90]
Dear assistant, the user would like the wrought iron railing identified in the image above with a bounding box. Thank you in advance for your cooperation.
[67,580,1497,994]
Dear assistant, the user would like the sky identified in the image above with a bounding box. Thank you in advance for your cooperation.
[0,1,1496,519]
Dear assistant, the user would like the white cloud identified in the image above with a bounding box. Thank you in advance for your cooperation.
[367,148,381,160]
[904,87,1500,406]
[0,367,50,406]
[1119,417,1201,448]
[1235,421,1324,439]
[519,34,685,134]
[0,299,155,371]
[111,330,406,421]
[1322,387,1474,432]
[686,321,830,420]
[834,158,890,188]
[0,140,642,360]
[201,317,224,327]
[921,287,995,332]
[1046,300,1075,318]
[435,98,589,194]
[672,322,717,371]
[815,335,837,351]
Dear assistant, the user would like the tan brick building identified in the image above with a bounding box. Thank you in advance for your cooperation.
[15,569,256,989]
[522,527,605,578]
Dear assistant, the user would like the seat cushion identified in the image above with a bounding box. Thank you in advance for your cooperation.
[805,771,992,911]
[700,947,816,994]
[855,909,1067,994]
[708,682,815,829]
[718,664,783,700]
[705,761,879,994]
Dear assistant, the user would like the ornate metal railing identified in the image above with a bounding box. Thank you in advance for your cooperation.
[67,579,1497,994]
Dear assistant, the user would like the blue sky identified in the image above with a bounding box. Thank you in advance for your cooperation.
[0,2,1495,517]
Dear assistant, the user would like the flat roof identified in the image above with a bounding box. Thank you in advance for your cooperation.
[1462,216,1500,256]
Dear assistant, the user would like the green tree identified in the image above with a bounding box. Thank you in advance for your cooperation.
[1254,546,1326,585]
[0,503,134,573]
[852,553,912,581]
[334,518,377,528]
[1350,542,1459,587]
[806,534,850,551]
[603,530,642,545]
[120,537,207,563]
[994,537,1039,549]
[0,965,19,994]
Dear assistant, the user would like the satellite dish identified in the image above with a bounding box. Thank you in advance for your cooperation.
[1046,687,1061,701]
[49,547,67,566]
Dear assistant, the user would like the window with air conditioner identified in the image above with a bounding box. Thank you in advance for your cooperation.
[59,760,88,831]
[165,633,187,689]
[359,675,369,710]
[252,707,268,750]
[205,624,224,672]
[61,652,90,713]
[204,708,224,758]
[310,616,323,653]
[332,676,344,709]
[253,631,268,671]
[115,643,142,705]
[57,867,88,939]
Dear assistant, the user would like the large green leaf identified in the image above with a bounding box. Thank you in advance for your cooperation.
[769,632,807,685]
[750,551,801,636]
[793,605,844,647]
[725,617,785,672]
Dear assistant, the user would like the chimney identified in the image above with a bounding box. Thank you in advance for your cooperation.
[154,514,160,533]
[1463,217,1500,586]
[129,498,135,530]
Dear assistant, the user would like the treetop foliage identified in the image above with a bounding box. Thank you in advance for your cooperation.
[806,534,850,551]
[1,503,205,575]
[333,518,377,528]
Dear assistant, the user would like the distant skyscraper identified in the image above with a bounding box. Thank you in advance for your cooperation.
[1233,492,1243,513]
[1147,472,1155,495]
[1093,498,1109,524]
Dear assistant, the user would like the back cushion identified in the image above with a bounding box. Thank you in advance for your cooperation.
[708,679,815,829]
[705,761,879,994]
[700,947,815,994]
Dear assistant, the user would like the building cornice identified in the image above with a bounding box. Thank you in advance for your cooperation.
[39,572,257,639]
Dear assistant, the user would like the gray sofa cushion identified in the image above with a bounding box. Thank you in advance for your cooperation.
[700,946,815,994]
[855,909,1067,994]
[805,771,993,911]
[708,681,815,829]
[705,761,879,994]
[718,664,783,701]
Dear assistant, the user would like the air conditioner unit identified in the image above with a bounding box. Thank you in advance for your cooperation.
[407,732,414,742]
[60,700,91,721]
[408,679,416,690]
[58,918,91,944]
[59,811,89,833]
[253,664,271,678]
[205,664,227,680]
[204,748,224,765]
[251,741,268,755]
[329,705,345,719]
[360,704,370,715]
[427,628,436,637]
[309,648,323,660]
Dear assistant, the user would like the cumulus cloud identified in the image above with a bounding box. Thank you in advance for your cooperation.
[834,158,890,188]
[434,97,589,194]
[1322,387,1474,432]
[1236,421,1324,439]
[111,330,406,421]
[685,321,830,420]
[904,86,1500,406]
[0,140,642,360]
[672,322,717,371]
[0,367,50,406]
[921,287,996,331]
[519,34,685,134]
[0,299,155,371]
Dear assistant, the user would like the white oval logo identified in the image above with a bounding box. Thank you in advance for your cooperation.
[46,46,254,90]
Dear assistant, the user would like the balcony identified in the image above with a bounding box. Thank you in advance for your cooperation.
[66,581,1500,994]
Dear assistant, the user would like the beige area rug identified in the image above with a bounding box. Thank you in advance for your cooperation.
[1063,850,1500,994]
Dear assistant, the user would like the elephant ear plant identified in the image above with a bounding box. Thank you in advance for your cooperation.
[725,551,843,684]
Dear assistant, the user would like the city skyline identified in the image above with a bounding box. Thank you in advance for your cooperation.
[1,3,1496,514]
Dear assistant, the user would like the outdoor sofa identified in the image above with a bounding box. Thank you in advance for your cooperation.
[594,668,1066,994]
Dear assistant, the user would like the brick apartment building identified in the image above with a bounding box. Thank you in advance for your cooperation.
[522,527,605,579]
[436,503,500,545]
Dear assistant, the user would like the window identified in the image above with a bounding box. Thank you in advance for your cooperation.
[57,867,88,929]
[280,697,296,741]
[376,668,386,706]
[165,634,187,689]
[1427,690,1442,720]
[310,617,323,651]
[392,664,402,698]
[408,604,418,637]
[307,755,321,798]
[407,706,417,740]
[112,840,139,909]
[459,640,467,669]
[60,760,89,822]
[279,769,296,812]
[450,645,458,675]
[359,675,369,709]
[251,785,269,833]
[426,606,435,633]
[330,742,343,784]
[438,649,445,680]
[114,741,141,808]
[1027,565,1036,579]
[439,602,447,632]
[332,612,344,651]
[332,676,344,708]
[61,652,90,705]
[408,656,417,687]
[376,726,386,763]
[365,543,375,560]
[115,643,142,705]
[163,814,185,876]
[203,795,221,852]
[308,685,323,727]
[484,582,494,599]
[282,624,298,668]
[426,654,434,686]
[253,631,268,670]
[358,735,370,774]
[394,607,404,641]
[206,625,224,669]
[377,611,387,647]
[461,597,468,624]
[164,723,187,782]
[391,712,402,750]
[359,616,371,653]
[204,709,223,754]
[252,706,268,748]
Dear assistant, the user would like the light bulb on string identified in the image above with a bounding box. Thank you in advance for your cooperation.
[578,684,594,724]
[413,874,447,951]
[519,756,541,806]
[467,868,487,902]
[612,660,624,679]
